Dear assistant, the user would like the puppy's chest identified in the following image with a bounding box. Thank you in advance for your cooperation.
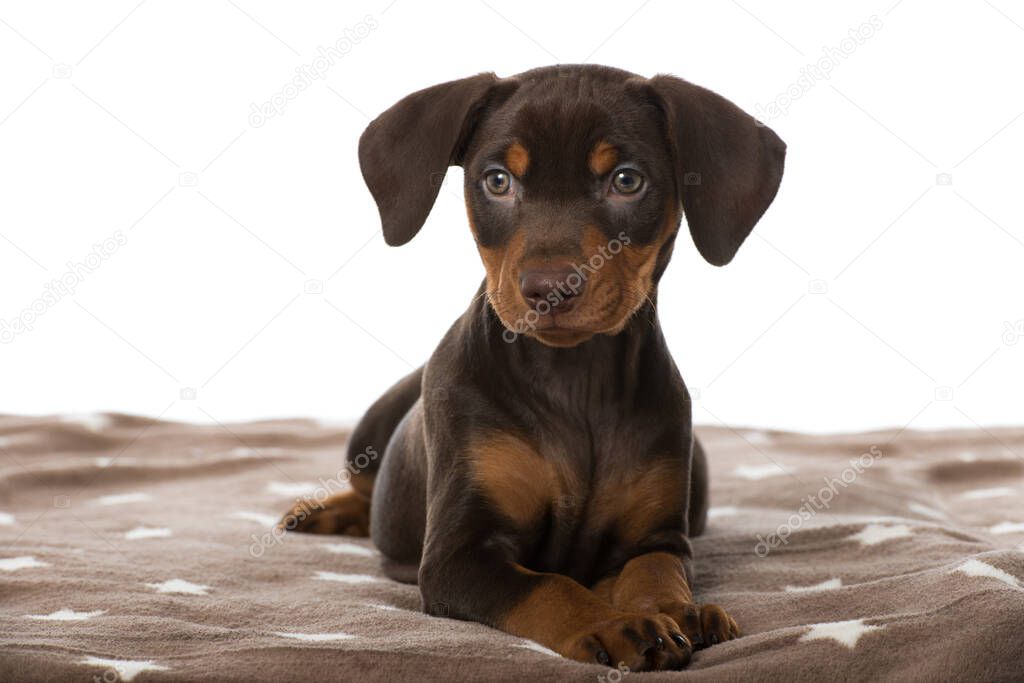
[472,429,686,571]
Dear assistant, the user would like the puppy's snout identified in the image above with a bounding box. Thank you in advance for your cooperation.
[518,264,585,312]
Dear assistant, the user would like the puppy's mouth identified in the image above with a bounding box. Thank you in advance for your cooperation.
[489,279,640,347]
[524,297,580,327]
[524,311,590,345]
[518,312,600,347]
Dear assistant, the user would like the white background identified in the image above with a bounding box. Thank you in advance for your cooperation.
[1,0,1021,434]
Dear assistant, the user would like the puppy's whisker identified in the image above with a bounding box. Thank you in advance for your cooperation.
[472,289,490,306]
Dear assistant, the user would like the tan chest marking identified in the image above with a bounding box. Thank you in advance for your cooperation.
[589,460,686,543]
[470,432,560,528]
[472,432,684,543]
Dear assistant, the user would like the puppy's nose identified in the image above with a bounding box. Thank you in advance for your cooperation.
[519,265,584,310]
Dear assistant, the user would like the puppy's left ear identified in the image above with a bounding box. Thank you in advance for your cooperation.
[359,72,515,246]
[647,75,786,266]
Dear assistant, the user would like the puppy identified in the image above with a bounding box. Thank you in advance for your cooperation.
[284,64,785,672]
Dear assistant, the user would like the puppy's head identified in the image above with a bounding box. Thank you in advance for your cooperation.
[359,65,785,347]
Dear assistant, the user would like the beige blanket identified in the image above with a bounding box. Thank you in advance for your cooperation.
[2,414,1023,681]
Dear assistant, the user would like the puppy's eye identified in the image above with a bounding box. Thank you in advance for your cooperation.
[484,169,512,195]
[611,168,644,195]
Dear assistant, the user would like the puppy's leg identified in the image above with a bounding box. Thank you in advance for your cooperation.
[420,555,692,672]
[343,367,423,498]
[688,437,710,537]
[279,367,423,536]
[595,552,739,649]
[280,490,370,536]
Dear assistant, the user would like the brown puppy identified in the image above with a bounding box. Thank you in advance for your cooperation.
[282,65,785,672]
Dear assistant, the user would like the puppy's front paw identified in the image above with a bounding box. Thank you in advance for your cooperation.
[561,613,691,672]
[663,602,740,649]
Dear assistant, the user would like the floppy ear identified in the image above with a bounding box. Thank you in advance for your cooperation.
[648,75,786,266]
[359,72,508,246]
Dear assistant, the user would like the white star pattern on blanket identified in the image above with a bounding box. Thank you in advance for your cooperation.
[125,526,172,540]
[61,414,112,432]
[94,492,152,506]
[80,656,168,681]
[314,571,380,584]
[799,619,884,648]
[742,430,773,445]
[321,542,377,557]
[266,481,320,497]
[0,556,49,571]
[990,521,1024,535]
[26,608,105,621]
[231,511,280,527]
[954,559,1022,589]
[94,456,138,468]
[369,603,401,611]
[707,506,739,518]
[785,578,843,592]
[145,579,210,595]
[734,463,787,480]
[515,640,561,657]
[847,523,913,546]
[230,446,286,458]
[907,502,948,520]
[960,487,1014,500]
[274,632,357,642]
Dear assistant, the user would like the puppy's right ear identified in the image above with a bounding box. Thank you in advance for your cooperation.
[359,73,512,246]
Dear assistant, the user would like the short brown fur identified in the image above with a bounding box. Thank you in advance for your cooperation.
[470,432,556,527]
[589,460,685,543]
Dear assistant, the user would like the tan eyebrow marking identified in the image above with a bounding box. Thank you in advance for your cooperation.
[505,142,530,177]
[589,140,618,176]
